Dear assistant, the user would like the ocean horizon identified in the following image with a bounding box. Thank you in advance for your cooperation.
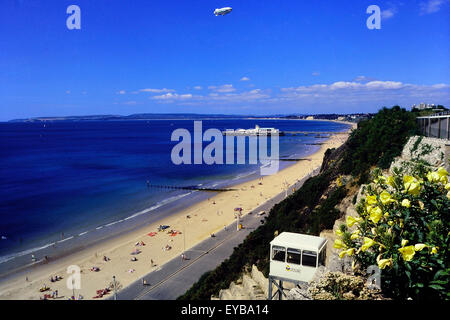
[0,118,349,276]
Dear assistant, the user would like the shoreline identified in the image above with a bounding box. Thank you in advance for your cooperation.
[0,122,355,300]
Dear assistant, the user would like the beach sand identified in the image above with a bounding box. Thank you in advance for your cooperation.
[0,123,355,300]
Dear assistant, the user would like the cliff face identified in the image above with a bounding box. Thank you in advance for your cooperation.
[211,265,267,300]
[389,136,449,172]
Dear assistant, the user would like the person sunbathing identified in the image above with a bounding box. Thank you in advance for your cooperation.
[39,284,50,292]
[131,249,141,255]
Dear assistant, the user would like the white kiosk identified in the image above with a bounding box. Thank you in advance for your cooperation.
[268,232,327,300]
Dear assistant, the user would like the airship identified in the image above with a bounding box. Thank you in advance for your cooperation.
[214,7,232,16]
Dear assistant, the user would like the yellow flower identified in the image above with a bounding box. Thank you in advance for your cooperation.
[414,243,427,251]
[438,167,448,183]
[378,258,393,269]
[398,245,416,261]
[335,229,343,237]
[380,190,395,205]
[401,199,411,208]
[351,260,357,270]
[403,175,421,196]
[346,248,355,256]
[369,206,383,224]
[346,216,361,228]
[388,220,394,226]
[447,191,450,200]
[361,237,376,252]
[427,168,448,184]
[386,175,395,188]
[427,171,440,183]
[366,195,377,206]
[401,239,409,247]
[445,183,450,191]
[418,201,425,210]
[333,239,345,249]
[339,250,347,259]
[350,230,360,240]
[431,247,438,255]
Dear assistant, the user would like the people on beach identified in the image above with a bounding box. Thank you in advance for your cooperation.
[131,248,141,255]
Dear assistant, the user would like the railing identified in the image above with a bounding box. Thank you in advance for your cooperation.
[416,114,450,140]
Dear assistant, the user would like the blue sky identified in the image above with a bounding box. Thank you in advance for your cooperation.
[0,0,449,120]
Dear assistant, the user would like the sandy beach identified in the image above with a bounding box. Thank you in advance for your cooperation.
[0,122,355,300]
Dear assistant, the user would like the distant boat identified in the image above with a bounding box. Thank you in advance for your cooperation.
[222,125,284,136]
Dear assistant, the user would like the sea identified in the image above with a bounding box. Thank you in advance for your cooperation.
[0,118,350,277]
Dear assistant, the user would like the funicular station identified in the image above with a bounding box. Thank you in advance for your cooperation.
[268,232,327,300]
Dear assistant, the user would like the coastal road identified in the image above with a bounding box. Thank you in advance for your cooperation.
[112,169,320,300]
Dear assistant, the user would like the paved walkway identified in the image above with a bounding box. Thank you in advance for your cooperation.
[111,169,319,300]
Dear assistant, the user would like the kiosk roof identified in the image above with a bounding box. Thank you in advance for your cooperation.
[270,232,327,252]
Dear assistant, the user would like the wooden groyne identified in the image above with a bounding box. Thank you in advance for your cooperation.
[260,158,312,162]
[147,184,236,192]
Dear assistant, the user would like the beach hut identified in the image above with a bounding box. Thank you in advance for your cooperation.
[268,232,327,300]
